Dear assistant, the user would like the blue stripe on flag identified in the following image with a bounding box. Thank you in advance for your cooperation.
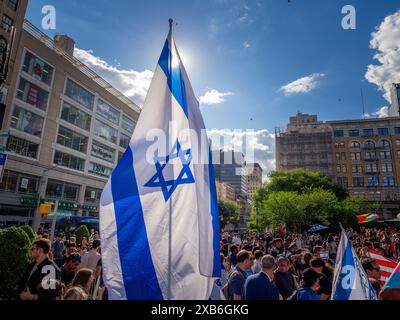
[158,39,189,118]
[208,147,221,277]
[111,147,163,300]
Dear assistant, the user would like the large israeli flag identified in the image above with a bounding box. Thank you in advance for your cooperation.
[331,228,376,300]
[100,22,221,300]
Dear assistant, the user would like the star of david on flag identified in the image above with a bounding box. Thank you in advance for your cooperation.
[144,139,195,202]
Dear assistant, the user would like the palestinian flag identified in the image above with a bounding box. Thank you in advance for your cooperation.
[356,213,379,224]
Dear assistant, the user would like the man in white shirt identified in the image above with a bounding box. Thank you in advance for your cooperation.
[79,239,101,273]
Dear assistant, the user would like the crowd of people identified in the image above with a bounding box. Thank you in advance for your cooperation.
[16,225,400,300]
[18,229,106,300]
[213,226,400,300]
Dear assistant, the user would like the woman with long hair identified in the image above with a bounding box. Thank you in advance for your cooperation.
[69,268,94,299]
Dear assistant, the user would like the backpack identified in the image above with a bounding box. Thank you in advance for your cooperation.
[221,269,240,300]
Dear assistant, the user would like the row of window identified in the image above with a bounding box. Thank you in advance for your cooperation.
[336,151,393,161]
[334,127,400,138]
[336,163,394,174]
[337,176,396,187]
[335,140,393,149]
[0,170,102,203]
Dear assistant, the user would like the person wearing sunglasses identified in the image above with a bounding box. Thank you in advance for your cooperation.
[18,239,61,300]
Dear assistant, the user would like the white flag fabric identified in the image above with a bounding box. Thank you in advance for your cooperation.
[99,27,221,300]
[331,229,376,300]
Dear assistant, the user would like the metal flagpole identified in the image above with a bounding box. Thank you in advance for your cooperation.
[167,18,173,301]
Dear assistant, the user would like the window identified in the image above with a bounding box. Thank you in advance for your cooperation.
[121,115,136,133]
[348,129,359,137]
[335,152,340,160]
[16,77,49,110]
[0,170,17,192]
[22,51,54,85]
[394,127,400,135]
[379,140,391,148]
[380,151,392,159]
[378,128,389,136]
[56,126,88,153]
[97,99,120,124]
[94,120,117,144]
[7,0,18,11]
[365,163,377,173]
[351,152,361,160]
[10,106,44,137]
[341,152,346,160]
[396,140,400,146]
[367,176,379,186]
[350,141,360,148]
[17,174,39,194]
[46,179,80,201]
[60,101,91,131]
[336,165,341,173]
[84,187,102,203]
[6,135,39,158]
[383,177,395,187]
[337,177,348,188]
[365,151,376,160]
[119,133,130,149]
[91,140,115,163]
[1,15,13,29]
[342,165,347,173]
[334,130,344,137]
[382,163,393,173]
[54,150,85,171]
[363,128,374,136]
[65,79,94,110]
[353,177,364,187]
[364,140,375,148]
[88,162,112,178]
[352,165,362,173]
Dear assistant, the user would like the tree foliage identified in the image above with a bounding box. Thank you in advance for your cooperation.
[0,227,32,299]
[74,224,90,244]
[218,199,239,230]
[19,224,36,242]
[251,169,374,232]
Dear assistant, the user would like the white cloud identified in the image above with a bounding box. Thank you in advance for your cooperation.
[280,73,325,95]
[199,89,233,105]
[363,106,389,119]
[365,10,400,103]
[73,48,154,106]
[207,129,275,181]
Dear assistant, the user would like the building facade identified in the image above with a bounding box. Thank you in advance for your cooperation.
[275,113,335,180]
[388,83,400,117]
[245,163,262,201]
[215,180,236,202]
[328,117,400,218]
[0,20,140,227]
[276,113,400,218]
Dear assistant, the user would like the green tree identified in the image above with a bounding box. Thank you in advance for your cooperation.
[0,227,32,299]
[218,199,239,230]
[74,224,90,245]
[19,224,36,242]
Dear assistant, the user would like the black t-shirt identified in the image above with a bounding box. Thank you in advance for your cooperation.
[61,266,76,286]
[274,270,296,299]
[317,274,332,297]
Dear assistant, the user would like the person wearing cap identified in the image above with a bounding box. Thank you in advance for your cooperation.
[296,268,321,300]
[244,255,279,300]
[274,256,297,299]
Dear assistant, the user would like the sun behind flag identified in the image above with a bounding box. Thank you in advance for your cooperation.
[99,19,220,300]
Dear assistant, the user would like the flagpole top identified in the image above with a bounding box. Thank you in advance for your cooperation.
[169,18,173,32]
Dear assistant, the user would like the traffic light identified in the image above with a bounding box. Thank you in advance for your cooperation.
[39,203,52,217]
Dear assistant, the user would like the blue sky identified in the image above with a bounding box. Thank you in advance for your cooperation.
[25,0,400,175]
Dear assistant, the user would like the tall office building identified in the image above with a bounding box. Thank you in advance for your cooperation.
[0,19,140,226]
[246,163,262,200]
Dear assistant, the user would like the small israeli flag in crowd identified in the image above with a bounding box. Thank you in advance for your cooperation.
[331,228,377,300]
[99,20,220,300]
